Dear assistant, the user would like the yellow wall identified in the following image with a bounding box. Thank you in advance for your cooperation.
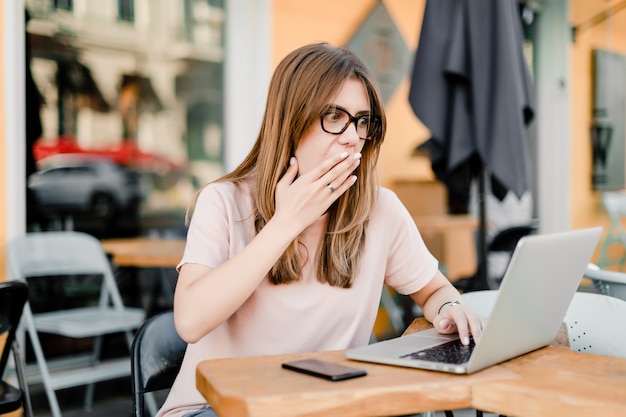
[272,0,434,188]
[273,1,626,266]
[570,0,626,262]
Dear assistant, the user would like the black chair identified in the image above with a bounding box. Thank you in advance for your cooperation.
[483,223,538,290]
[131,311,187,417]
[454,222,539,292]
[0,280,34,417]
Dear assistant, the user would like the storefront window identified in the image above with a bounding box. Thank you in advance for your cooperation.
[53,0,72,11]
[118,0,134,22]
[25,0,225,237]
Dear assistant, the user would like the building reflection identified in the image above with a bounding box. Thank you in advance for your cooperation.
[25,0,225,235]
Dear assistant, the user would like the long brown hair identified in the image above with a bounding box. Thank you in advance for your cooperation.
[188,43,386,287]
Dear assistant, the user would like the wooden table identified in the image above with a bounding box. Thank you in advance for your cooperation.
[196,318,626,417]
[472,348,626,416]
[413,215,479,281]
[101,237,185,312]
[101,237,185,268]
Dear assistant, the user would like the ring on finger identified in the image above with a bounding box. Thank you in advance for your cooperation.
[327,184,335,192]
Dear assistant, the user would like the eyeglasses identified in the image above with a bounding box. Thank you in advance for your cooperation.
[320,106,381,141]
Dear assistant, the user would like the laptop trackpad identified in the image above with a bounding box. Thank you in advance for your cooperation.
[409,327,459,340]
[348,329,457,359]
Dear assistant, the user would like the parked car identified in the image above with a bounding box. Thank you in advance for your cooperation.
[28,153,144,219]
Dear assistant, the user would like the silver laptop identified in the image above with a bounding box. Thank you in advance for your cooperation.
[346,227,602,374]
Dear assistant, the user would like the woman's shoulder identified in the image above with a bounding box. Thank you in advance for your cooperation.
[198,177,253,199]
[195,177,255,212]
[367,186,410,223]
[376,186,405,211]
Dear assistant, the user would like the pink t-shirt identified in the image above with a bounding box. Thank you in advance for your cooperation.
[157,179,438,417]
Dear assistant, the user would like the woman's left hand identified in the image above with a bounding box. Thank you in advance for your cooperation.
[410,271,485,346]
[433,302,484,345]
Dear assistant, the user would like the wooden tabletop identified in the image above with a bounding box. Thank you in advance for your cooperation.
[196,318,626,417]
[472,348,626,416]
[101,237,185,268]
[197,348,513,417]
[198,318,489,417]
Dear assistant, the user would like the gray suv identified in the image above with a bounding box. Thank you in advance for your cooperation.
[28,153,144,218]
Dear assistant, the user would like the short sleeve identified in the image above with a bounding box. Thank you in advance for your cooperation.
[177,184,233,271]
[379,189,439,295]
[178,181,255,269]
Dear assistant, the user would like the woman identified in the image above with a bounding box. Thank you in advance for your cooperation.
[157,42,482,417]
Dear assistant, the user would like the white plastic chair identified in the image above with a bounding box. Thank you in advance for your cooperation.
[564,292,626,358]
[584,262,626,301]
[597,192,626,268]
[7,231,146,417]
[462,289,626,358]
[460,290,499,318]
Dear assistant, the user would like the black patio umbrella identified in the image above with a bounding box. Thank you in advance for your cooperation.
[408,0,535,290]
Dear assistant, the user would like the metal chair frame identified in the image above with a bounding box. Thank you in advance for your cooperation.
[8,231,146,417]
[597,192,626,269]
[0,280,34,417]
[584,262,626,301]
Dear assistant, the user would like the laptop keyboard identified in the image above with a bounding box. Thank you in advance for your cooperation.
[400,338,476,364]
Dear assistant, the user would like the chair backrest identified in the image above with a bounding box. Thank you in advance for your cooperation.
[461,290,499,318]
[7,231,125,310]
[564,292,626,358]
[0,281,29,377]
[584,263,626,301]
[488,223,538,252]
[602,192,626,225]
[478,222,538,290]
[131,311,187,417]
[464,290,626,358]
[599,192,626,268]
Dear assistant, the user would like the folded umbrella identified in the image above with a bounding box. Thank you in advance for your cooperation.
[409,0,534,205]
[408,0,535,289]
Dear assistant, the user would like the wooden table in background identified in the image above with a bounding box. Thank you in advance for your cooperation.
[413,215,479,281]
[101,237,185,268]
[101,237,185,313]
[196,318,626,417]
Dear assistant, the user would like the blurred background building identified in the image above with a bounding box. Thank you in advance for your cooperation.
[25,0,225,233]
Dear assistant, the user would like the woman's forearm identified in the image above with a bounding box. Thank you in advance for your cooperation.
[174,217,300,343]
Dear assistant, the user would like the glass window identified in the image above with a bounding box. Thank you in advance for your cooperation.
[184,0,223,45]
[53,0,73,11]
[118,0,134,22]
[26,1,225,237]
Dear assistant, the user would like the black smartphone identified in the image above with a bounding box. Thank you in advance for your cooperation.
[281,358,367,381]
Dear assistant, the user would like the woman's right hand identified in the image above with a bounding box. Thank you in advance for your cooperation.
[273,152,361,232]
[176,151,361,342]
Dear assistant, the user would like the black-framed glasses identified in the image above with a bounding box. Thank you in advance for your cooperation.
[320,106,381,141]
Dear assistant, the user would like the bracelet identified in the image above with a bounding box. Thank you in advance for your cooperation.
[438,300,461,315]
